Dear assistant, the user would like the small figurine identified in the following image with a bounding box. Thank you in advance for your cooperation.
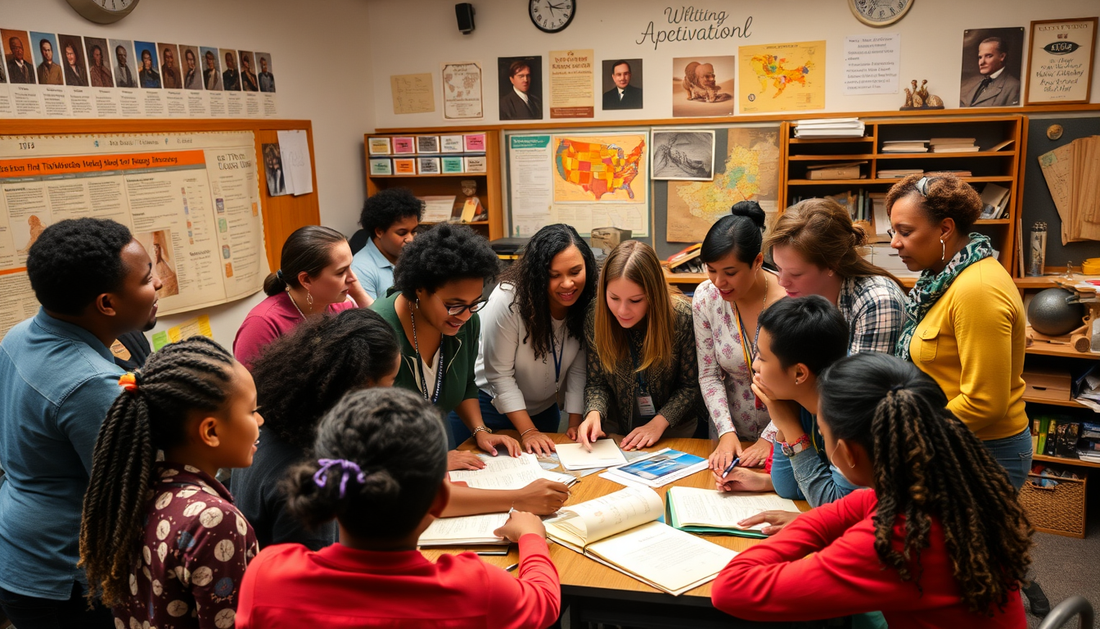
[901,79,944,110]
[904,88,913,108]
[912,91,924,108]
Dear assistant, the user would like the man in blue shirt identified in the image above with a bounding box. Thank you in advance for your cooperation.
[350,188,422,300]
[0,218,161,628]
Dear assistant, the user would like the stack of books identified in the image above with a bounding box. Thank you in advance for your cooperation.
[881,140,928,153]
[877,168,924,179]
[930,138,979,153]
[1078,421,1100,463]
[979,183,1011,219]
[793,118,866,139]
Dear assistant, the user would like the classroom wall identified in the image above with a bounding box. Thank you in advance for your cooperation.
[1,0,376,346]
[366,0,1100,129]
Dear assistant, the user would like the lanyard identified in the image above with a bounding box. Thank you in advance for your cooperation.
[626,338,650,395]
[731,303,763,410]
[548,329,563,389]
[410,309,444,405]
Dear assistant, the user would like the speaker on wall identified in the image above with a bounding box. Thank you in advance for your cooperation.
[456,3,475,34]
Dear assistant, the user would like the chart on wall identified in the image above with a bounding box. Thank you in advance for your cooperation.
[0,131,268,339]
[738,41,825,114]
[508,131,650,237]
[664,126,781,242]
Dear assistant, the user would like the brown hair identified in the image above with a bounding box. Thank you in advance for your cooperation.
[884,174,983,234]
[765,198,901,286]
[593,241,680,374]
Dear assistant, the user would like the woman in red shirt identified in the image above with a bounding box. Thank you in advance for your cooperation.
[712,352,1030,629]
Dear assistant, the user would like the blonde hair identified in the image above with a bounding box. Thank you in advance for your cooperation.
[593,241,679,374]
[765,198,901,286]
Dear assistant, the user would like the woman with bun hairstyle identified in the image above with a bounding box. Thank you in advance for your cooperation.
[694,201,787,471]
[374,224,522,467]
[235,388,562,629]
[79,337,263,628]
[234,225,372,368]
[577,240,704,451]
[235,309,570,550]
[467,224,598,454]
[713,352,1029,628]
[766,198,906,356]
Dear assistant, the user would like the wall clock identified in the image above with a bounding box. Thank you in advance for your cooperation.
[529,0,575,33]
[849,0,912,27]
[66,0,140,24]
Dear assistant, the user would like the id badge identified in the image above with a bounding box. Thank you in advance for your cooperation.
[636,394,657,418]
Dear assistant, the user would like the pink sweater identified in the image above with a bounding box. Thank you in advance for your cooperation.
[233,292,354,368]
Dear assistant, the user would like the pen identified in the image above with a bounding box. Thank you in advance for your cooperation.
[505,562,519,572]
[720,456,741,478]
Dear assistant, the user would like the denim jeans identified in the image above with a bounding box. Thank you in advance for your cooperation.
[0,581,113,629]
[447,390,563,447]
[982,427,1033,490]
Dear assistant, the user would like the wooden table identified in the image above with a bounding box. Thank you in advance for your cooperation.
[426,432,813,628]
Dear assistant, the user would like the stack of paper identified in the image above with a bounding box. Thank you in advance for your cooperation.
[556,440,628,471]
[793,118,866,138]
[877,168,924,179]
[1038,135,1100,244]
[449,453,577,489]
[881,140,928,153]
[930,137,979,153]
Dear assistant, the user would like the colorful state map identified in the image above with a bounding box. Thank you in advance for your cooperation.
[553,134,647,202]
[666,127,780,243]
[738,41,825,114]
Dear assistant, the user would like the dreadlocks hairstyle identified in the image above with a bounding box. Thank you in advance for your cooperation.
[251,308,400,449]
[283,388,448,538]
[498,223,598,359]
[79,336,236,607]
[818,353,1032,615]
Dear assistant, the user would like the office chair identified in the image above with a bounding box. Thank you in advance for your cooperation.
[1037,595,1094,629]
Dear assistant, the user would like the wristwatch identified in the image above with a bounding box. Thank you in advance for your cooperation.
[780,434,810,457]
[471,425,493,436]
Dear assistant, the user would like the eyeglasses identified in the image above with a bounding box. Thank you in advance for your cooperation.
[443,299,487,316]
[886,228,896,238]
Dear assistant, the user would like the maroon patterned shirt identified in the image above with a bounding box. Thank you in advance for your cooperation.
[114,463,258,629]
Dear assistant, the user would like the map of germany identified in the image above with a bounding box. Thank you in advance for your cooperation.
[554,137,646,201]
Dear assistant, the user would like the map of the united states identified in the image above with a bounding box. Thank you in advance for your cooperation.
[554,138,645,200]
[750,54,813,98]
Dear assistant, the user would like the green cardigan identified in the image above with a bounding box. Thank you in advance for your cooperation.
[372,290,480,417]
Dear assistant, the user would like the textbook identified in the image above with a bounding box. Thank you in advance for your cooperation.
[556,439,628,470]
[449,453,577,490]
[667,487,800,539]
[545,486,737,595]
[600,448,708,488]
[418,512,510,546]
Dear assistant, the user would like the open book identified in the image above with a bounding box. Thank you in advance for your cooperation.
[545,486,737,595]
[418,512,510,547]
[667,487,800,539]
[449,453,577,489]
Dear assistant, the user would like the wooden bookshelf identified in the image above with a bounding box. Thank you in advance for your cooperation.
[1033,453,1100,470]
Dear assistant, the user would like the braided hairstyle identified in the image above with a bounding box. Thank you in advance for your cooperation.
[818,353,1031,614]
[283,388,448,539]
[498,223,598,359]
[79,336,236,607]
[251,308,399,449]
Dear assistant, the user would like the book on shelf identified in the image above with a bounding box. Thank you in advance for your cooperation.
[881,140,928,153]
[806,161,866,180]
[667,243,702,271]
[878,168,924,179]
[793,118,865,138]
[545,485,737,595]
[931,145,979,153]
[929,137,976,146]
[600,448,708,488]
[667,487,800,539]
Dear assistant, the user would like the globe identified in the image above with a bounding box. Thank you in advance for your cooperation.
[1027,288,1085,336]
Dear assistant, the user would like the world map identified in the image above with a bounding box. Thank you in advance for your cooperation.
[554,136,646,202]
[666,127,780,242]
[739,41,825,114]
[750,54,813,98]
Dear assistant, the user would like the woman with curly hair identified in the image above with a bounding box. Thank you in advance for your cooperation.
[713,352,1030,628]
[374,224,522,467]
[462,224,598,455]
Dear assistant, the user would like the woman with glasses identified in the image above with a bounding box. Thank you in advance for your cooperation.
[373,224,521,468]
[463,224,599,454]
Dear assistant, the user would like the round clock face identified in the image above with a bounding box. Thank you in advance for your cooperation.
[67,0,140,23]
[849,0,912,27]
[529,0,575,33]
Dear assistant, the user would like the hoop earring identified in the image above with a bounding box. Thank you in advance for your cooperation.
[940,239,946,262]
[306,291,314,309]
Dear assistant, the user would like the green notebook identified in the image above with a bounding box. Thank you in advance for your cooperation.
[667,487,800,539]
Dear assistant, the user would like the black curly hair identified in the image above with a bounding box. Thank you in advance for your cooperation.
[359,188,423,236]
[819,353,1032,615]
[251,308,400,449]
[27,218,133,316]
[392,223,500,300]
[283,388,448,539]
[498,224,597,359]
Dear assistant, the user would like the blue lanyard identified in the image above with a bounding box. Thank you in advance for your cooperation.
[549,330,563,386]
[626,338,650,395]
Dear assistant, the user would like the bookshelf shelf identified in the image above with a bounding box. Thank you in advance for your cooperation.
[1033,454,1100,469]
[1023,394,1089,409]
[1026,344,1099,358]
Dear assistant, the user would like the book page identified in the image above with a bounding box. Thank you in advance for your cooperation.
[669,487,799,530]
[587,521,737,595]
[556,439,628,470]
[418,512,509,546]
[449,453,545,490]
[547,485,662,545]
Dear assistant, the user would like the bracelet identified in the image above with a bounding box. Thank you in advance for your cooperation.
[519,428,539,439]
[471,425,493,436]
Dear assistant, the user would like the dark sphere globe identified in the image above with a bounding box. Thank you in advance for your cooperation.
[1028,288,1085,336]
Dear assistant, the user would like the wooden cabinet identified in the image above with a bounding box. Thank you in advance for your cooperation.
[780,115,1024,273]
[364,130,503,241]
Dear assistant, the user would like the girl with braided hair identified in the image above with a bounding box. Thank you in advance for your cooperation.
[79,336,263,629]
[235,388,561,629]
[713,352,1029,628]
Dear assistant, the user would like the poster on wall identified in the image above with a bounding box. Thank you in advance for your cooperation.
[842,34,900,95]
[441,62,483,120]
[391,72,435,115]
[601,59,643,111]
[672,56,734,117]
[651,130,714,181]
[959,27,1024,108]
[498,56,542,121]
[0,131,269,339]
[1025,18,1096,105]
[548,49,594,118]
[738,41,825,114]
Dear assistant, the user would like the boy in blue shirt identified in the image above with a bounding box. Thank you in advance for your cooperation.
[350,188,422,300]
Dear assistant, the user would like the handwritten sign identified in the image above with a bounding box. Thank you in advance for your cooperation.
[390,73,435,115]
[1026,18,1096,105]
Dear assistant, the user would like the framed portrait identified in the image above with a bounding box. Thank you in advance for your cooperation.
[672,56,734,117]
[651,130,715,181]
[959,27,1025,108]
[498,55,543,121]
[601,58,644,111]
[1025,17,1096,105]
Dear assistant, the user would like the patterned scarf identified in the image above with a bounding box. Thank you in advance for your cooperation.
[895,233,994,359]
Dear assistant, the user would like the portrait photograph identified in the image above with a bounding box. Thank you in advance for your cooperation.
[57,34,88,87]
[83,37,114,88]
[498,55,543,121]
[262,143,287,197]
[199,46,222,90]
[3,29,36,84]
[256,52,275,93]
[30,31,63,86]
[133,41,162,89]
[602,58,644,110]
[108,39,137,88]
[179,45,202,90]
[219,48,240,91]
[651,130,715,181]
[672,55,734,117]
[238,50,259,92]
[959,27,1025,107]
[157,42,181,89]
